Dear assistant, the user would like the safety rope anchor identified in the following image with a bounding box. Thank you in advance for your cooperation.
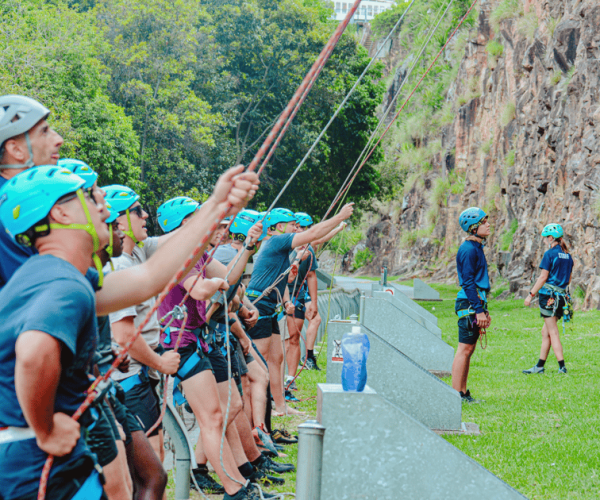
[171,304,188,321]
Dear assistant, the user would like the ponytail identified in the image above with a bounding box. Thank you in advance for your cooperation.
[556,237,569,254]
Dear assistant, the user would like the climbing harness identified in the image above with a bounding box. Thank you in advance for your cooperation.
[540,283,574,336]
[456,289,489,349]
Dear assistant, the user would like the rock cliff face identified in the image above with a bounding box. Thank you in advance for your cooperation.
[363,0,600,308]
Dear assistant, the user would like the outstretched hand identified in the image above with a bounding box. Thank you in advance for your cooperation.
[211,165,260,217]
[338,203,354,220]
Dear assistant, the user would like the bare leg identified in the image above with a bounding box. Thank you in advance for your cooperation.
[451,342,477,394]
[182,370,246,495]
[126,430,168,500]
[539,322,551,360]
[269,333,304,415]
[234,400,262,462]
[217,380,248,467]
[253,336,272,363]
[246,358,268,428]
[103,443,133,500]
[242,374,253,424]
[285,316,304,378]
[545,316,564,361]
[305,307,322,351]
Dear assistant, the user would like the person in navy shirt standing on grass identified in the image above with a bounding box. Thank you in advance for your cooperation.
[523,224,573,375]
[452,207,491,404]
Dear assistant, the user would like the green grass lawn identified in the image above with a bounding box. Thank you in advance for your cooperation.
[426,283,600,499]
[172,281,600,499]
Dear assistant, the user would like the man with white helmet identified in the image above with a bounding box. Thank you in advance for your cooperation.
[0,95,64,287]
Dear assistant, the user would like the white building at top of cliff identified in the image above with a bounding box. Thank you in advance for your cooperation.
[332,0,394,22]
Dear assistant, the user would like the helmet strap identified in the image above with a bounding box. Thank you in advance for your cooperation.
[35,189,105,287]
[0,132,36,169]
[106,225,115,271]
[124,208,144,248]
[275,222,288,235]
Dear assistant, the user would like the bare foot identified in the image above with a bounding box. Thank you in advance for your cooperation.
[284,404,305,416]
[271,409,285,417]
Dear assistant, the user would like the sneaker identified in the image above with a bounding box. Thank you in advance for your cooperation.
[558,366,568,374]
[248,484,277,499]
[272,428,298,444]
[460,390,482,404]
[191,465,225,494]
[285,377,298,391]
[523,365,545,375]
[255,454,295,474]
[247,465,285,486]
[285,390,299,402]
[305,357,320,371]
[252,424,278,456]
[223,485,251,500]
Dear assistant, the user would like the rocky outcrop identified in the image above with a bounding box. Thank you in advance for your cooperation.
[363,0,600,308]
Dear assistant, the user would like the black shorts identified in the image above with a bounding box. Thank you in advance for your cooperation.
[247,301,280,340]
[291,299,306,320]
[455,299,481,345]
[123,376,162,437]
[86,402,119,466]
[208,344,241,385]
[109,391,142,446]
[539,293,566,319]
[170,343,212,383]
[235,339,254,376]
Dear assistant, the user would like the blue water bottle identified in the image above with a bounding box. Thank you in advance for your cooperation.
[341,325,370,392]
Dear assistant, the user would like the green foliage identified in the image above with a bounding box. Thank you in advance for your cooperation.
[506,149,516,167]
[330,227,364,256]
[491,277,509,298]
[0,0,141,188]
[430,177,450,207]
[490,0,523,32]
[400,229,418,248]
[486,40,505,58]
[479,138,493,155]
[353,247,374,271]
[517,11,539,41]
[547,16,561,38]
[501,101,516,127]
[551,70,562,86]
[572,285,585,301]
[457,75,481,107]
[449,171,466,194]
[370,0,412,38]
[499,218,518,251]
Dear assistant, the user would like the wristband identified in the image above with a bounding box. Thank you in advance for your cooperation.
[530,291,535,298]
[246,244,256,251]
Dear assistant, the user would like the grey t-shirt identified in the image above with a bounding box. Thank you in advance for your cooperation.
[213,244,239,267]
[108,237,160,381]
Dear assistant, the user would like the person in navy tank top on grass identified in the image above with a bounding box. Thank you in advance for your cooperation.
[452,207,492,404]
[523,224,574,375]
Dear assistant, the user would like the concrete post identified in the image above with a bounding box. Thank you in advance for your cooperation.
[359,293,365,324]
[296,420,326,500]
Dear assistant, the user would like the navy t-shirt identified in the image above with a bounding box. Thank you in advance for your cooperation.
[539,245,573,292]
[456,240,490,314]
[248,233,294,302]
[0,255,99,499]
[0,175,37,290]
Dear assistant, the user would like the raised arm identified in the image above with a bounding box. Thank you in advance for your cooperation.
[96,166,259,316]
[291,203,353,249]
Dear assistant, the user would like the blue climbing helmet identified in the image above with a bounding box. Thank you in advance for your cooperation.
[459,207,487,234]
[105,200,119,224]
[541,223,563,239]
[57,158,98,189]
[231,209,265,242]
[102,184,143,247]
[265,208,296,232]
[157,196,199,233]
[295,212,313,227]
[0,165,106,285]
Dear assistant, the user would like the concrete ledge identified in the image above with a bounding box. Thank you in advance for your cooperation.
[318,384,527,500]
[372,290,442,337]
[361,296,454,373]
[414,278,442,301]
[372,283,439,326]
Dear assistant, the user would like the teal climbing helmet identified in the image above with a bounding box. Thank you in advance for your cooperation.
[541,223,563,239]
[105,199,119,224]
[231,209,266,242]
[0,166,85,245]
[295,212,313,227]
[265,208,296,229]
[459,207,487,233]
[157,196,199,233]
[102,184,139,213]
[57,158,98,189]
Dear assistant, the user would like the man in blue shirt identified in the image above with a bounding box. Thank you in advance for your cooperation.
[246,203,353,416]
[452,207,492,403]
[0,164,259,499]
[0,95,64,288]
